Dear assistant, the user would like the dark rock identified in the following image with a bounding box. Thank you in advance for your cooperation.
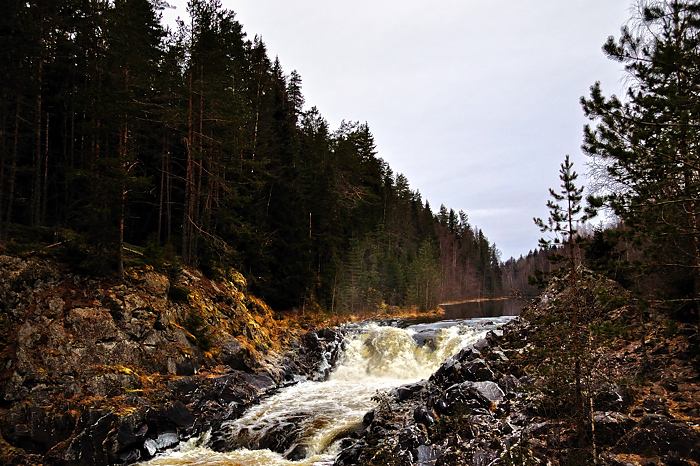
[498,374,520,394]
[472,381,504,403]
[593,383,631,412]
[114,413,148,454]
[335,439,367,465]
[393,381,427,401]
[593,411,636,447]
[436,381,494,415]
[613,414,700,461]
[472,338,490,353]
[286,443,308,461]
[167,376,199,401]
[118,448,142,463]
[166,401,195,428]
[414,406,436,427]
[399,425,428,453]
[463,359,496,382]
[175,357,198,376]
[220,337,248,370]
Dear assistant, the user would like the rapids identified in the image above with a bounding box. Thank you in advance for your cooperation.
[140,316,514,465]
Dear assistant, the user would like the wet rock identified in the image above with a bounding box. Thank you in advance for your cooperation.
[393,380,427,401]
[61,409,116,464]
[167,376,199,401]
[414,406,437,426]
[399,425,429,452]
[462,359,496,382]
[335,439,367,465]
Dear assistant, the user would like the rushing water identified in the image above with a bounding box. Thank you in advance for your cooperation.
[140,316,515,466]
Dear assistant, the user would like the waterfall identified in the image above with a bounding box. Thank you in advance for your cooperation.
[140,317,513,466]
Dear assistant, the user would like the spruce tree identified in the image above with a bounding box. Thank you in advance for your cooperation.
[534,154,597,450]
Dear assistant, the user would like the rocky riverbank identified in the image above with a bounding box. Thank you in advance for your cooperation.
[0,254,345,465]
[335,273,700,465]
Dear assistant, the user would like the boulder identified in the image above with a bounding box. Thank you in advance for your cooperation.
[593,411,636,447]
[613,414,700,462]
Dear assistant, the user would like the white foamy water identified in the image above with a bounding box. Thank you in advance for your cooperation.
[140,317,513,465]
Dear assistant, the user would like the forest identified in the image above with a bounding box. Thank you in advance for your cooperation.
[0,0,503,312]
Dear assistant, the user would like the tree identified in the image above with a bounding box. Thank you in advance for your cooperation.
[534,154,597,449]
[581,0,700,317]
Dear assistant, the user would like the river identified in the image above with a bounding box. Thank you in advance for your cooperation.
[140,303,518,465]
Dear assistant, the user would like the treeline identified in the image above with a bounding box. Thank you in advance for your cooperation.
[0,0,502,311]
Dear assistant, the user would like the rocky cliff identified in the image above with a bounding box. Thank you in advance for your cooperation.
[0,254,344,465]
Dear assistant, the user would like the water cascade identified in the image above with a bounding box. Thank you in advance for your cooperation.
[141,316,514,466]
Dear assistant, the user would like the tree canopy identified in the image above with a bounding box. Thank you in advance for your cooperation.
[0,0,503,312]
[582,0,700,316]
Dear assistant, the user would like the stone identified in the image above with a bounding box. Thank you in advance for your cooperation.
[472,381,505,403]
[414,406,436,427]
[463,359,496,382]
[613,414,700,461]
[220,337,248,370]
[593,411,636,447]
[166,401,195,428]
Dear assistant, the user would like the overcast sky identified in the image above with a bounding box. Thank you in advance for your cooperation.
[162,1,633,260]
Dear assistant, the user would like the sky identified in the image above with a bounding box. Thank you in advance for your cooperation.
[161,1,634,260]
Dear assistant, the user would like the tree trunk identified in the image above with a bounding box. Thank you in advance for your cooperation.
[32,60,44,226]
[41,112,49,224]
[2,99,20,241]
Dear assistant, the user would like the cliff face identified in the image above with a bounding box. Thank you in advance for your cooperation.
[0,254,343,465]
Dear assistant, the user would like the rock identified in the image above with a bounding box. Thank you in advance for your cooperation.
[472,381,504,403]
[66,307,119,342]
[144,439,158,457]
[166,401,195,428]
[462,359,496,382]
[414,406,436,427]
[416,444,441,465]
[498,374,520,394]
[593,411,636,447]
[393,381,427,401]
[594,383,630,412]
[335,439,367,465]
[220,337,248,370]
[154,431,179,450]
[613,414,700,461]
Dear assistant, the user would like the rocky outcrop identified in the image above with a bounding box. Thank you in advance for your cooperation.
[336,273,700,465]
[0,254,345,464]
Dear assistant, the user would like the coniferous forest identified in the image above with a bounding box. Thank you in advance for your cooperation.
[0,0,503,312]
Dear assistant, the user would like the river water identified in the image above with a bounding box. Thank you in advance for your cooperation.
[141,308,517,466]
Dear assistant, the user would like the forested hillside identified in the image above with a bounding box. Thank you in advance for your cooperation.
[0,0,502,312]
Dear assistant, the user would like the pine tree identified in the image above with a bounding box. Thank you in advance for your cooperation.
[581,0,700,317]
